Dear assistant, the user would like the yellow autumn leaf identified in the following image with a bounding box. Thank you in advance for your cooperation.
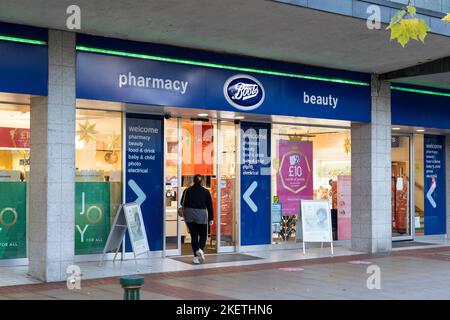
[417,19,431,42]
[386,4,431,47]
[406,5,416,16]
[390,23,402,40]
[402,19,419,41]
[442,13,450,22]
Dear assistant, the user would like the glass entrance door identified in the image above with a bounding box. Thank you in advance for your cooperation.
[164,118,181,255]
[180,118,218,255]
[216,121,237,252]
[164,117,239,256]
[391,135,413,239]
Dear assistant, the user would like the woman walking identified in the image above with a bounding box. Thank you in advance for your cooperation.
[180,174,214,264]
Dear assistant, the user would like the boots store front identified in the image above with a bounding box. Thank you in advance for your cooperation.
[73,34,370,259]
[0,28,449,266]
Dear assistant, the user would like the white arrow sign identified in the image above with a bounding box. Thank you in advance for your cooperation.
[128,179,147,205]
[243,181,258,213]
[426,178,437,208]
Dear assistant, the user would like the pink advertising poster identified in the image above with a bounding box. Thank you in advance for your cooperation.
[337,175,351,240]
[276,140,313,216]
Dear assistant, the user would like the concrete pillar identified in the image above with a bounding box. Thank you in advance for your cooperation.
[28,30,76,282]
[351,74,392,253]
[446,135,450,239]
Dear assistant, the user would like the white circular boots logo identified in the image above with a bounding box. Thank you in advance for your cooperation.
[224,74,265,111]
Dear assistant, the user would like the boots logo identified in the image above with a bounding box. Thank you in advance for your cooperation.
[224,75,265,111]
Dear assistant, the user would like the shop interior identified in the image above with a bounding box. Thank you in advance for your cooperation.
[165,118,237,256]
[391,131,438,239]
[0,93,30,260]
[271,124,352,244]
[75,109,122,255]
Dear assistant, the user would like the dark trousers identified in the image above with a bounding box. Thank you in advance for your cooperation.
[186,223,207,256]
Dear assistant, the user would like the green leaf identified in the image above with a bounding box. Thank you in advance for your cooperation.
[442,13,450,23]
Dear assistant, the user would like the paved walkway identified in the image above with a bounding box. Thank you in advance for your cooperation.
[1,245,450,300]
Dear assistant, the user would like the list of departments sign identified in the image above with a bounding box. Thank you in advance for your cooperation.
[424,135,446,235]
[75,182,111,255]
[125,114,164,251]
[0,182,26,259]
[240,122,271,246]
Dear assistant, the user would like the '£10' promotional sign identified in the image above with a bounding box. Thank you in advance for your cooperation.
[276,140,313,216]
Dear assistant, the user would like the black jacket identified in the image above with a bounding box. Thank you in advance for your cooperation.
[181,184,214,222]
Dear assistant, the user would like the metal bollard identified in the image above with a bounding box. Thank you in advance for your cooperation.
[120,275,144,300]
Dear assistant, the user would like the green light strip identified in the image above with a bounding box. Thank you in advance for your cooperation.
[0,34,46,45]
[391,86,450,98]
[76,45,369,86]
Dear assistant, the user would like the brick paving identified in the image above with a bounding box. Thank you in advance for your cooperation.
[1,246,450,300]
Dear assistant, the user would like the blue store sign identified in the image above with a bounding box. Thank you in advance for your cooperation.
[76,51,371,122]
[392,88,450,129]
[424,135,446,235]
[0,40,47,95]
[240,122,271,246]
[125,114,164,251]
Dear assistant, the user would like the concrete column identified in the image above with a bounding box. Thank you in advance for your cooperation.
[351,75,392,253]
[28,30,76,282]
[446,135,450,239]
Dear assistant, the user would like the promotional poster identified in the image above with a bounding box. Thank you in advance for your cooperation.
[276,140,313,216]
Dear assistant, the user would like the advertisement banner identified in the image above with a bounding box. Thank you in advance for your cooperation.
[0,182,26,259]
[0,128,30,149]
[181,122,214,176]
[300,200,333,243]
[240,122,271,246]
[424,135,446,235]
[123,203,149,256]
[125,114,164,251]
[276,140,313,216]
[75,182,111,255]
[337,175,351,240]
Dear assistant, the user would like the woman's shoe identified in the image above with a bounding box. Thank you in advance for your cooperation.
[196,249,205,264]
[193,257,200,264]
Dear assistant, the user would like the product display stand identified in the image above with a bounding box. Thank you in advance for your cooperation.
[302,240,334,255]
[300,200,334,256]
[99,203,151,271]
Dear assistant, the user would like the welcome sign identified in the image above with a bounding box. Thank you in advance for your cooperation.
[424,135,446,235]
[77,52,371,123]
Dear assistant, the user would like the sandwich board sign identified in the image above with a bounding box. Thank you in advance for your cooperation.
[300,200,333,255]
[99,202,150,266]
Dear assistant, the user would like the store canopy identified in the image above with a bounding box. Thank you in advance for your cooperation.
[0,0,449,89]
